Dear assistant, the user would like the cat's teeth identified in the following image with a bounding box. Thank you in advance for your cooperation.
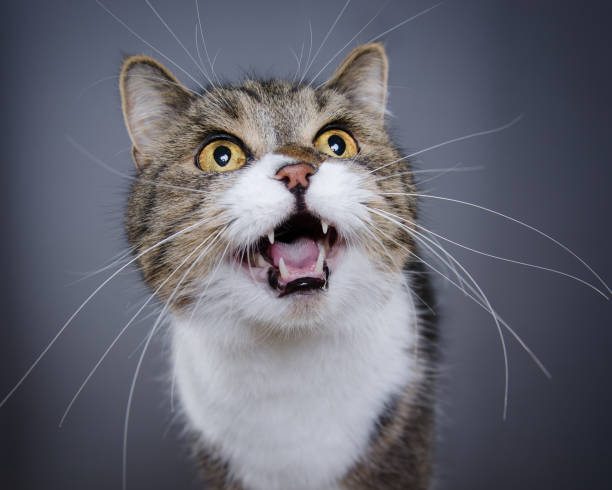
[323,235,331,254]
[268,231,275,244]
[315,243,326,275]
[321,221,329,234]
[278,257,289,280]
[256,253,268,268]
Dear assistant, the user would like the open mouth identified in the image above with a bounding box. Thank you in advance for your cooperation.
[240,213,339,297]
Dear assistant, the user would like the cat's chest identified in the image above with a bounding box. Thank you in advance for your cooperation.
[172,288,419,490]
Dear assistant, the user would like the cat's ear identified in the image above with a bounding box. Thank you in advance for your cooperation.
[120,56,193,170]
[325,43,388,122]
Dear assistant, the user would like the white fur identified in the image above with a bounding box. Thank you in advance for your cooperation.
[171,153,422,489]
[306,161,375,240]
[173,279,418,490]
[221,153,296,245]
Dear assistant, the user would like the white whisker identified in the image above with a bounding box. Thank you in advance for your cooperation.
[369,210,510,417]
[122,226,228,490]
[361,224,437,315]
[380,192,612,297]
[195,0,220,86]
[376,206,609,298]
[366,2,444,44]
[415,163,483,185]
[0,216,211,409]
[371,207,551,380]
[300,0,351,84]
[293,34,305,82]
[312,3,387,86]
[66,247,135,285]
[289,47,301,81]
[305,21,314,78]
[369,115,524,175]
[187,241,232,325]
[144,0,214,86]
[58,230,222,427]
[66,135,205,195]
[79,74,202,100]
[95,0,206,92]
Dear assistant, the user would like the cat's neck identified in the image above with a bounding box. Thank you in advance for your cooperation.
[170,277,422,490]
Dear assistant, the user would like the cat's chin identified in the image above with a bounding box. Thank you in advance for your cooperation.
[234,211,344,298]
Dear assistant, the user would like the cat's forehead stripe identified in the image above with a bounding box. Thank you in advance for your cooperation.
[274,144,325,166]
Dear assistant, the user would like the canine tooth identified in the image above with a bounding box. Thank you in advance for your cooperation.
[321,221,329,234]
[256,253,267,268]
[268,231,275,244]
[278,257,289,279]
[323,235,331,254]
[315,243,326,275]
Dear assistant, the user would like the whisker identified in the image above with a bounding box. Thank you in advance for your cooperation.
[428,232,468,295]
[415,163,484,185]
[380,192,612,296]
[411,166,484,174]
[211,49,221,74]
[360,224,436,315]
[122,226,228,490]
[365,2,444,44]
[144,0,215,87]
[293,34,305,82]
[66,247,135,285]
[77,75,121,100]
[371,166,484,185]
[289,47,301,82]
[305,21,313,77]
[374,206,609,298]
[58,230,221,427]
[368,211,510,417]
[66,135,205,195]
[368,115,524,175]
[79,74,202,100]
[194,24,207,78]
[195,0,220,86]
[370,208,551,379]
[95,0,206,92]
[300,0,351,84]
[187,241,232,325]
[0,216,212,409]
[312,3,387,86]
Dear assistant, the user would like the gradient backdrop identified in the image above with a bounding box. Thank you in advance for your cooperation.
[1,0,611,489]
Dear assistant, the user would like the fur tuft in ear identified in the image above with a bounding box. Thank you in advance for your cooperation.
[325,43,388,122]
[120,56,193,169]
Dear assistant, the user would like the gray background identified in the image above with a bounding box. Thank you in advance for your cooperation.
[1,0,611,489]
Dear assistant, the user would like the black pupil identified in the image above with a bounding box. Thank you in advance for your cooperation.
[328,134,346,156]
[213,145,231,166]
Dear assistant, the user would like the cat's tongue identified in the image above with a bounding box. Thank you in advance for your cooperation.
[269,237,320,280]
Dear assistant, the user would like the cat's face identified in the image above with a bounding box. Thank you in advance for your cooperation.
[121,44,417,332]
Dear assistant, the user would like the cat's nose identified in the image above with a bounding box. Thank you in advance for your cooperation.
[274,163,316,191]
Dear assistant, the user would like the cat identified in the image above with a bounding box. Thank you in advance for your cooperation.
[119,42,437,490]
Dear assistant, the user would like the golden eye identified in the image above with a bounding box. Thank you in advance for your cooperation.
[196,139,247,172]
[313,128,358,159]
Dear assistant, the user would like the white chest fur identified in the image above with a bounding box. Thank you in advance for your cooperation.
[172,282,420,490]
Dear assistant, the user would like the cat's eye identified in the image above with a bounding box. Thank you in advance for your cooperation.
[313,129,358,159]
[196,139,247,172]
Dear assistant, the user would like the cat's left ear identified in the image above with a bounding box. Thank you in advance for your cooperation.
[120,56,194,171]
[324,43,388,123]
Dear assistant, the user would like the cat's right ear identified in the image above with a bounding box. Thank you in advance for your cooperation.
[120,56,193,171]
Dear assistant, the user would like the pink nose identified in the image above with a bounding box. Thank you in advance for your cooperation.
[274,163,316,191]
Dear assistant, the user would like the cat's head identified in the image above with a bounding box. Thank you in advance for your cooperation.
[120,44,417,332]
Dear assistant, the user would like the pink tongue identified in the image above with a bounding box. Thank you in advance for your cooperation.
[269,237,319,269]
